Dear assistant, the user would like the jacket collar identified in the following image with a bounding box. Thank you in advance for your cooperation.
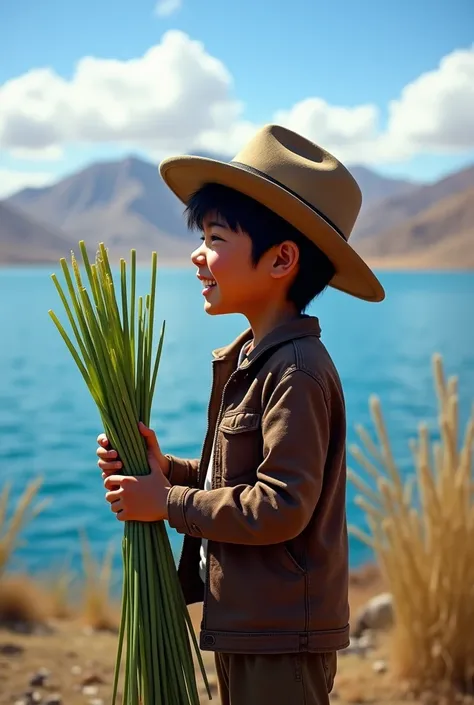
[212,315,321,368]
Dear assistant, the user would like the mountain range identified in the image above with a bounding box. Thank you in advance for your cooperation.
[1,154,473,268]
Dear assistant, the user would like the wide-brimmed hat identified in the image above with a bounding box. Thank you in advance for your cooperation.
[159,124,385,302]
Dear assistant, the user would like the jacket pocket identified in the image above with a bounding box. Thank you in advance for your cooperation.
[219,410,261,433]
[218,410,262,483]
[283,544,306,574]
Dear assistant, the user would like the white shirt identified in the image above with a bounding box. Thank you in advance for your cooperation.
[198,340,253,583]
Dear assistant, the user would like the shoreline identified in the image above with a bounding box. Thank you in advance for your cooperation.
[1,259,473,271]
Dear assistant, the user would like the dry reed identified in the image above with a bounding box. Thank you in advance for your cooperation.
[80,531,119,631]
[349,353,474,692]
[0,478,48,577]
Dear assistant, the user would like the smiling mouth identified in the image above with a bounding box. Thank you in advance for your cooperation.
[201,278,217,289]
[200,277,217,297]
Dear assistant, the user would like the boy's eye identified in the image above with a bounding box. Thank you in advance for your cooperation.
[200,234,223,243]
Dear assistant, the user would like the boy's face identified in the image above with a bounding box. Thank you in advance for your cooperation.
[190,212,278,317]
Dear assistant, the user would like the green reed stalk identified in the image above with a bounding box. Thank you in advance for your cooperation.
[49,242,211,704]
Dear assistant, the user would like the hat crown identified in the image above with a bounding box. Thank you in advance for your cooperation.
[232,125,362,241]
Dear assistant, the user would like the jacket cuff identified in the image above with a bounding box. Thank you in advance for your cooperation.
[165,455,196,487]
[167,485,202,537]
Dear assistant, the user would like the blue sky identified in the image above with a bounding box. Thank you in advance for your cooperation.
[0,0,473,196]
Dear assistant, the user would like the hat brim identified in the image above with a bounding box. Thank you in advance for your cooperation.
[159,156,385,302]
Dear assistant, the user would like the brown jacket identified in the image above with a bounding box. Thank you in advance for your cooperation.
[166,316,349,654]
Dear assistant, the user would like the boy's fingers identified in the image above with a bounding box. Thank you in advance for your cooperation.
[138,422,160,453]
[97,459,122,472]
[97,433,109,447]
[104,475,123,490]
[97,447,117,460]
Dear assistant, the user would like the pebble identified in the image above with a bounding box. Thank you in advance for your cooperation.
[29,668,50,687]
[372,659,387,674]
[71,665,82,675]
[82,685,99,696]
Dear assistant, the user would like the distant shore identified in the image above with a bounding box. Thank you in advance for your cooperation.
[1,258,473,271]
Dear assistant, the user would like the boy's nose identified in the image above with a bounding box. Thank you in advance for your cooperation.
[191,244,206,266]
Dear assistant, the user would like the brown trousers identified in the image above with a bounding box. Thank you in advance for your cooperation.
[214,651,337,705]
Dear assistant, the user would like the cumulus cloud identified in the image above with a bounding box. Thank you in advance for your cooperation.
[385,45,474,153]
[274,99,381,164]
[0,31,241,156]
[0,169,54,198]
[0,34,472,168]
[155,0,181,17]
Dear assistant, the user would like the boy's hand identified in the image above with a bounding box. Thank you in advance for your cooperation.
[96,422,170,479]
[97,423,172,522]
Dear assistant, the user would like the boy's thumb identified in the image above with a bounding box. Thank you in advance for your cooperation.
[139,422,160,456]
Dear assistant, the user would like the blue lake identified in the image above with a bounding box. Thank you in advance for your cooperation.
[1,266,473,587]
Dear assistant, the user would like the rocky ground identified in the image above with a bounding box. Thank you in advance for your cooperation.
[0,570,470,705]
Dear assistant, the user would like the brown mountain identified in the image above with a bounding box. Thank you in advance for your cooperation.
[4,156,414,264]
[2,155,473,268]
[348,165,415,207]
[353,163,474,243]
[358,185,474,269]
[0,202,73,264]
[5,156,195,263]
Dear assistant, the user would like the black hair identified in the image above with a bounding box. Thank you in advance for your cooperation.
[185,182,335,313]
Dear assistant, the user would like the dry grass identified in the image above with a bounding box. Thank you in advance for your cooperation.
[0,574,50,629]
[0,478,51,628]
[349,353,474,694]
[80,531,120,631]
[41,559,77,619]
[0,478,48,577]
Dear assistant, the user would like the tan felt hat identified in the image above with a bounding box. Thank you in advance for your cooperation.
[160,124,385,302]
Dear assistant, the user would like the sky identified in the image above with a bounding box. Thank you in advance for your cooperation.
[0,0,473,197]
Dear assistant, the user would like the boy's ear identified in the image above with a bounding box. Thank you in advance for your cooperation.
[270,240,300,280]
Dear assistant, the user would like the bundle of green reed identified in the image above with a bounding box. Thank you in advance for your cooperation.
[49,241,210,705]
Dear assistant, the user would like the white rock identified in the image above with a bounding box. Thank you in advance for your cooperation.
[358,630,375,651]
[373,659,387,674]
[354,592,393,636]
[70,665,82,675]
[82,686,99,697]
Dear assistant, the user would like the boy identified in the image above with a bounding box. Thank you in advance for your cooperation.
[97,125,385,704]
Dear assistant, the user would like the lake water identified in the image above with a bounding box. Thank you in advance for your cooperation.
[0,266,473,588]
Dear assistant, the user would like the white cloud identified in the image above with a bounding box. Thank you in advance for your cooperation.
[0,169,54,198]
[10,145,63,161]
[274,99,381,164]
[0,31,241,156]
[0,35,472,168]
[385,45,474,153]
[155,0,181,17]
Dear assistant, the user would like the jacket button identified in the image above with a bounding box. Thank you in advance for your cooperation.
[203,634,216,646]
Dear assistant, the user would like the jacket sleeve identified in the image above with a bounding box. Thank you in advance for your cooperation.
[166,369,330,544]
[165,455,200,488]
